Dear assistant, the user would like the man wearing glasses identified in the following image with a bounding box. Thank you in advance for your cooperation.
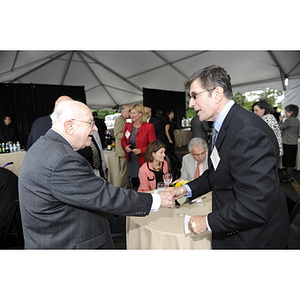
[19,100,175,249]
[168,65,290,249]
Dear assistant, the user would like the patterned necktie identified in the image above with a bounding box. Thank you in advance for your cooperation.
[91,139,101,170]
[194,161,201,178]
[211,127,217,150]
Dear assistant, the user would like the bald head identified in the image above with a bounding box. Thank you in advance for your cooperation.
[54,95,73,110]
[51,100,97,151]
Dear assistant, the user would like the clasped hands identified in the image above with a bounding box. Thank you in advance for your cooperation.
[125,144,141,155]
[158,186,207,235]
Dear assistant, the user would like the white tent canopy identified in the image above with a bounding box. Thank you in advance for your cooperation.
[1,50,300,109]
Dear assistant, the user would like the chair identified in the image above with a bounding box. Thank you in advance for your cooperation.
[0,167,24,249]
[0,199,24,249]
[286,196,300,224]
[128,176,140,191]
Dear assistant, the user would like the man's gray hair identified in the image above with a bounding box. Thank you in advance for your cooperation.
[188,137,207,152]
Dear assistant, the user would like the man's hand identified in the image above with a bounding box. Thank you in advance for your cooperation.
[188,215,207,235]
[158,190,175,208]
[165,186,187,200]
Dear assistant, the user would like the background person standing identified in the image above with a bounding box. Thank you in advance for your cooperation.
[114,105,130,188]
[279,104,300,183]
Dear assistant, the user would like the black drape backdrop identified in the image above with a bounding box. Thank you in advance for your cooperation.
[0,83,86,148]
[143,87,186,129]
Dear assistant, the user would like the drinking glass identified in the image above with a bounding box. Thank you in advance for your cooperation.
[163,172,173,187]
[176,196,186,218]
[157,182,165,192]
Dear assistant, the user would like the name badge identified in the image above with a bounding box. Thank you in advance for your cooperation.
[210,146,220,171]
[125,130,130,139]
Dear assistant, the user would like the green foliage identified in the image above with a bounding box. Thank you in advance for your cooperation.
[91,110,116,119]
[234,88,283,112]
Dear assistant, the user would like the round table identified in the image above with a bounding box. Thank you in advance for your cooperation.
[103,149,120,186]
[174,128,192,148]
[0,150,26,176]
[126,192,212,250]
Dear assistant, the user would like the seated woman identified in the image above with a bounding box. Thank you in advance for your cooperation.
[137,140,169,192]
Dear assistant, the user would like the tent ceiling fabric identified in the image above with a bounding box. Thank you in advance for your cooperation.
[1,50,300,109]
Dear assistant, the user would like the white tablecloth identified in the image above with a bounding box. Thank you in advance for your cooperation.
[174,129,192,148]
[126,192,212,250]
[103,149,120,186]
[0,150,26,176]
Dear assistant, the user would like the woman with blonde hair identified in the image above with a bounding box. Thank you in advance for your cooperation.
[121,103,156,186]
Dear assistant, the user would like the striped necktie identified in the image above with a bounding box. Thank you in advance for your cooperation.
[211,127,217,150]
[194,161,201,178]
[91,139,101,170]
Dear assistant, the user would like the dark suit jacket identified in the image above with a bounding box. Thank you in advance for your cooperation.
[26,115,52,150]
[19,129,153,249]
[0,122,18,143]
[191,116,210,142]
[94,117,107,148]
[188,103,290,249]
[149,116,168,146]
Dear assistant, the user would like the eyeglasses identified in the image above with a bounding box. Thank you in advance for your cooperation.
[72,119,95,127]
[190,89,214,100]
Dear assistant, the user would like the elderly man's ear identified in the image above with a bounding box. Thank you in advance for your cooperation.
[65,120,74,134]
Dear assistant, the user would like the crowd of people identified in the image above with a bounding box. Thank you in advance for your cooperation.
[1,64,299,250]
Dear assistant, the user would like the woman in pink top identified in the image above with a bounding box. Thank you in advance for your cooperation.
[138,140,169,192]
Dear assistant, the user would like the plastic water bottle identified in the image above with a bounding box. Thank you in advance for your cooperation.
[16,141,20,151]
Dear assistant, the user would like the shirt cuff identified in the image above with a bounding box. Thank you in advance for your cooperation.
[183,184,192,198]
[184,184,212,232]
[150,194,161,212]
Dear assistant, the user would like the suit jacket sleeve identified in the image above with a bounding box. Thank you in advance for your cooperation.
[51,152,153,216]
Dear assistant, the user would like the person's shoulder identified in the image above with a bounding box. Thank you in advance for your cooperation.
[139,161,148,172]
[290,117,300,123]
[182,153,192,161]
[32,115,51,126]
[142,122,154,129]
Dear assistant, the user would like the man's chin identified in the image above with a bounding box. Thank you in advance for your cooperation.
[86,136,92,147]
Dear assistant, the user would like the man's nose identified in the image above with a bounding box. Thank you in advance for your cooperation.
[189,98,194,108]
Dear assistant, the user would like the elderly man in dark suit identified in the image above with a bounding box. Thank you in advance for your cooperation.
[19,100,174,249]
[167,65,290,249]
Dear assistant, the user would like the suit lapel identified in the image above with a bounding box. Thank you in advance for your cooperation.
[215,103,240,150]
[208,103,240,168]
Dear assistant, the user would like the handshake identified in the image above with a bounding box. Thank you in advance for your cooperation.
[157,186,208,235]
[157,186,187,208]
